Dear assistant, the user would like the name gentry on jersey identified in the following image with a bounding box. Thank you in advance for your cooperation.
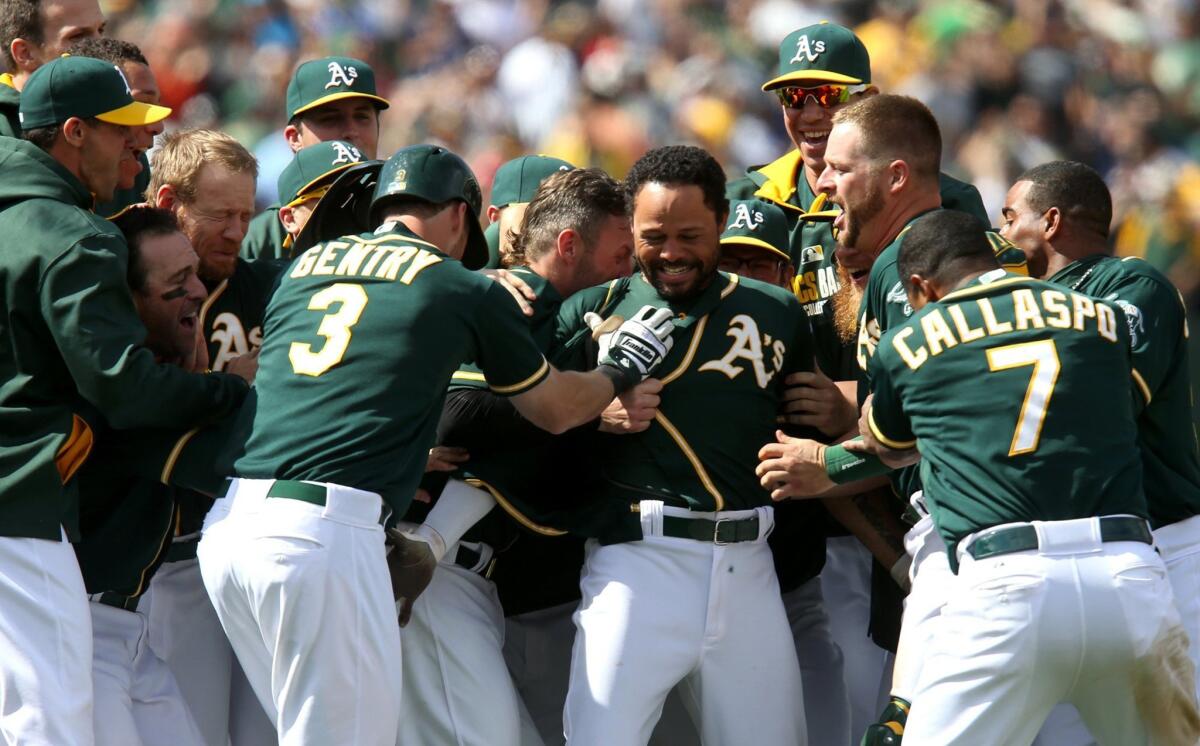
[289,236,443,284]
[892,283,1120,371]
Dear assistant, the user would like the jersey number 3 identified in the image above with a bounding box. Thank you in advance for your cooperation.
[986,339,1061,456]
[289,283,368,377]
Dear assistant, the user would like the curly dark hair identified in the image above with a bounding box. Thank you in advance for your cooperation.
[623,145,728,225]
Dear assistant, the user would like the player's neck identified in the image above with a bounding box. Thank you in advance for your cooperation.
[528,256,569,297]
[1043,237,1111,279]
[802,162,821,194]
[872,192,942,254]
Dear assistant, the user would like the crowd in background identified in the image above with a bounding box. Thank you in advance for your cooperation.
[105,0,1200,411]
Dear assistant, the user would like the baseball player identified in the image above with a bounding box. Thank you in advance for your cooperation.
[68,37,161,219]
[196,143,675,745]
[0,0,106,136]
[0,55,247,746]
[395,166,636,746]
[275,139,366,245]
[485,154,575,267]
[143,128,277,746]
[998,162,1200,746]
[717,198,852,746]
[551,145,816,746]
[856,209,1196,745]
[240,55,390,261]
[75,206,208,746]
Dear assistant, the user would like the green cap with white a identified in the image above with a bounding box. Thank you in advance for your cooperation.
[278,140,365,207]
[720,199,791,262]
[490,155,575,208]
[286,56,390,119]
[761,22,872,91]
[20,55,172,130]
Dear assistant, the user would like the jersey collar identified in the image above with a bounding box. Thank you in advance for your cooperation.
[1047,254,1107,290]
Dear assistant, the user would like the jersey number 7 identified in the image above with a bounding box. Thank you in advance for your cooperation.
[985,339,1061,457]
[289,283,369,377]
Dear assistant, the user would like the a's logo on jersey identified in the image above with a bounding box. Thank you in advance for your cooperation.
[698,314,786,388]
[330,142,362,165]
[790,35,826,64]
[728,203,765,232]
[856,311,880,372]
[1108,296,1145,347]
[325,61,359,89]
[113,65,132,95]
[886,281,913,317]
[799,245,823,264]
[210,313,263,371]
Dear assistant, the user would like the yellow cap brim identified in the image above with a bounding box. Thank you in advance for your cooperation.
[761,70,863,91]
[799,208,840,222]
[96,100,172,126]
[291,162,361,203]
[720,236,791,261]
[292,91,391,117]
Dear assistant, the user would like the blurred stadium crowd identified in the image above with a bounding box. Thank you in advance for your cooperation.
[106,0,1200,408]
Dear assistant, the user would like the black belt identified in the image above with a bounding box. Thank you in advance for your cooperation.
[92,592,140,612]
[453,543,497,578]
[660,514,760,544]
[967,516,1153,561]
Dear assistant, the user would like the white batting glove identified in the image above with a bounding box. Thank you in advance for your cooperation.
[594,305,675,392]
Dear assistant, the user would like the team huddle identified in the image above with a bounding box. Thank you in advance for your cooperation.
[1,3,1198,745]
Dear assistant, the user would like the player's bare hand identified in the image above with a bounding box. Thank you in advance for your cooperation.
[780,369,857,437]
[756,430,834,500]
[481,268,536,316]
[182,322,209,373]
[599,378,662,434]
[224,348,259,384]
[385,527,437,627]
[426,446,469,472]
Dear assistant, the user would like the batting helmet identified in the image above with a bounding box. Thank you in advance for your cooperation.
[370,144,488,270]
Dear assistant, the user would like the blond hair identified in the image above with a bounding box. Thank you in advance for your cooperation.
[146,128,258,203]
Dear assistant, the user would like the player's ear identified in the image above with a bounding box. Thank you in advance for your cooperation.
[888,160,909,193]
[278,205,300,236]
[486,205,501,224]
[61,117,86,148]
[283,122,304,154]
[556,228,579,261]
[1042,206,1063,240]
[155,184,178,211]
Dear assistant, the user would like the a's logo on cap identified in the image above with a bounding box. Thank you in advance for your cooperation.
[113,65,132,95]
[790,34,827,64]
[331,142,362,164]
[325,61,359,89]
[728,203,765,231]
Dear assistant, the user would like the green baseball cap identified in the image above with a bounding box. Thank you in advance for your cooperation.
[490,155,575,208]
[278,140,365,207]
[372,144,488,270]
[720,199,791,262]
[286,56,391,119]
[761,22,872,91]
[20,55,172,130]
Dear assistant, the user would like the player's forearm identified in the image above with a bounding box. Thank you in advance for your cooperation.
[822,489,907,568]
[511,366,617,435]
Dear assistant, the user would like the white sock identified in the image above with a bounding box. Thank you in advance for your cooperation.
[419,479,497,559]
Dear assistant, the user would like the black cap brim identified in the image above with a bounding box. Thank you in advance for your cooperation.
[291,160,384,256]
[462,218,489,271]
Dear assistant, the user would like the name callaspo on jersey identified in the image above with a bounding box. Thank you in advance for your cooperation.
[698,314,786,388]
[892,286,1120,371]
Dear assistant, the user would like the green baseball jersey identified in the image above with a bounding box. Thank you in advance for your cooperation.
[726,150,990,317]
[0,74,19,139]
[551,271,817,539]
[94,151,151,219]
[1051,254,1200,528]
[240,205,288,261]
[856,212,1028,500]
[0,136,248,541]
[235,223,550,517]
[868,271,1148,566]
[201,258,283,372]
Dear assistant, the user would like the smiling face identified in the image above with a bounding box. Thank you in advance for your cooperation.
[131,230,206,361]
[781,86,872,178]
[632,182,723,302]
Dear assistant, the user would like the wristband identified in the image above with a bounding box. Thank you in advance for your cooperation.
[824,440,894,484]
[597,363,638,395]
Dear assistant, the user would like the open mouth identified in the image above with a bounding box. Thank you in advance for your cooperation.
[833,209,847,232]
[801,130,829,145]
[180,312,197,331]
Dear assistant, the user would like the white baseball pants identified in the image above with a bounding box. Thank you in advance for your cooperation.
[0,530,92,746]
[822,535,893,736]
[783,575,852,746]
[197,478,402,746]
[89,602,204,746]
[1033,512,1200,746]
[397,549,523,746]
[890,504,952,703]
[905,517,1198,746]
[563,503,805,746]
